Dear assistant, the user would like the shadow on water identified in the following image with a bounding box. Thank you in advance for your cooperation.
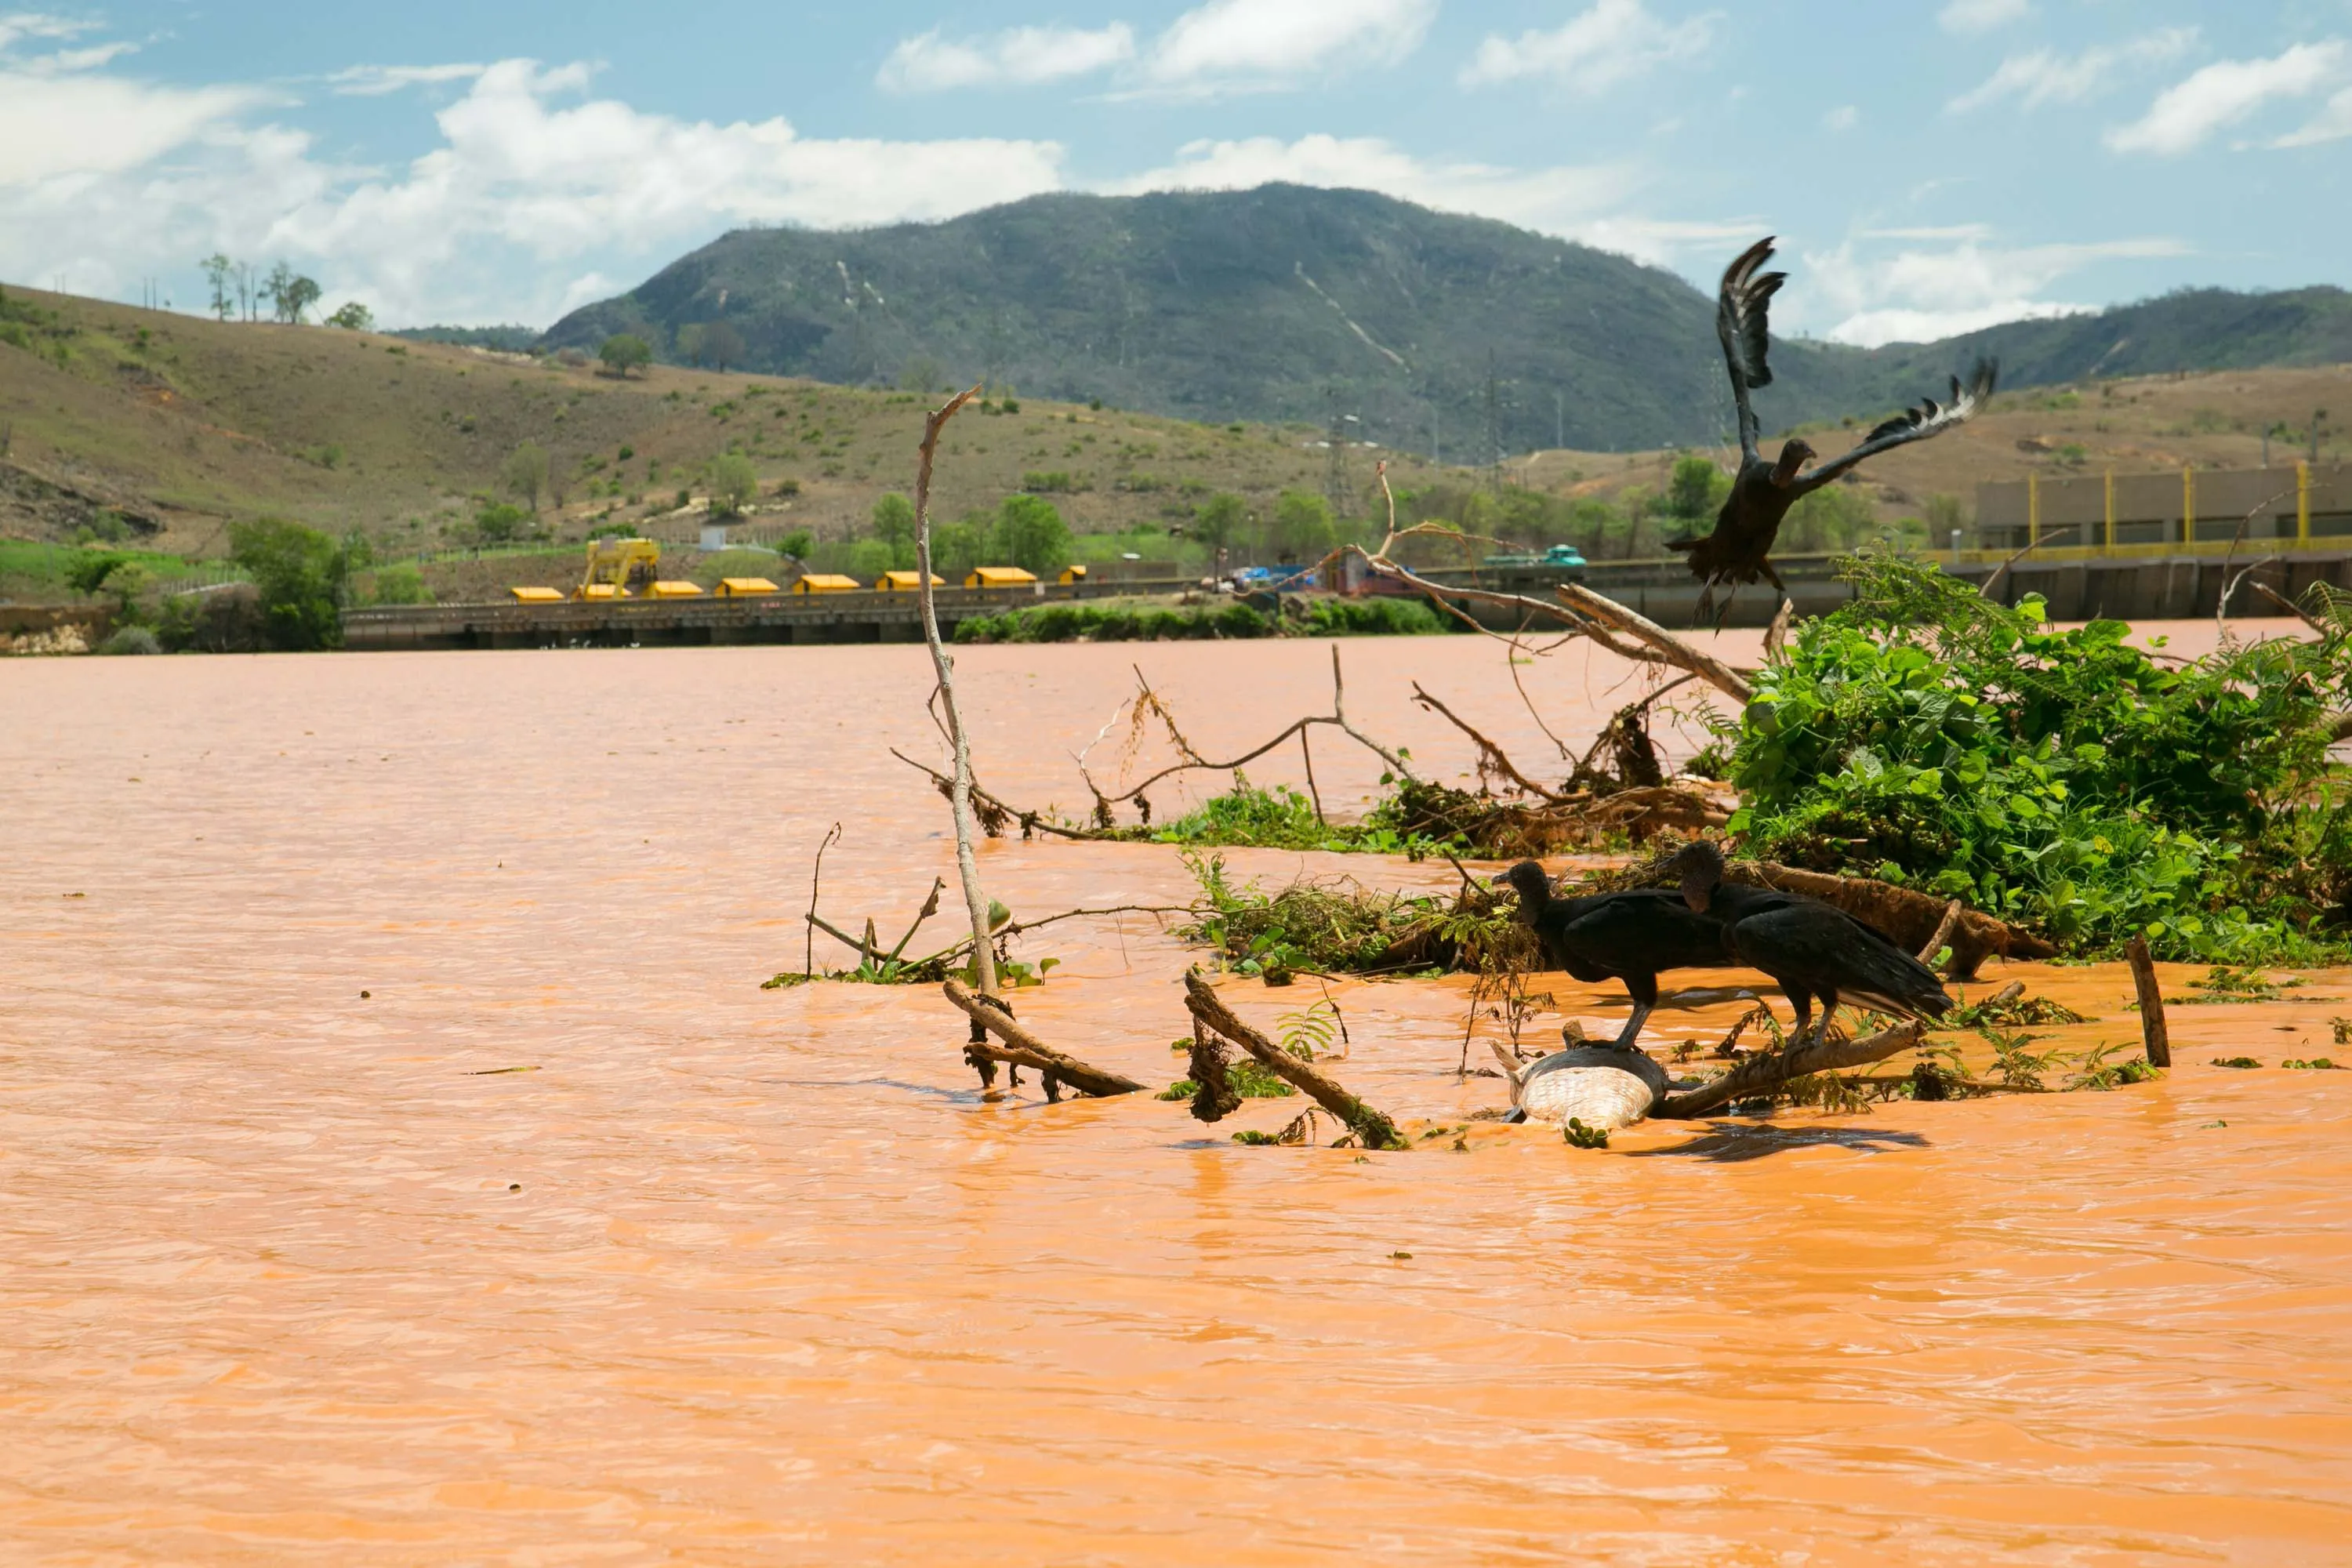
[1630,1122,1933,1163]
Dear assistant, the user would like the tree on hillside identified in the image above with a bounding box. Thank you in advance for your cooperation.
[708,453,759,517]
[230,517,347,651]
[675,322,709,368]
[1269,488,1335,563]
[870,492,915,548]
[598,334,652,377]
[1666,453,1731,520]
[200,255,235,322]
[995,493,1072,576]
[503,441,550,510]
[1780,481,1878,554]
[325,302,374,331]
[703,321,744,373]
[931,514,991,583]
[263,262,321,325]
[1189,492,1246,556]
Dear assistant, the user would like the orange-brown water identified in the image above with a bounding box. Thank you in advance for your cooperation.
[5,630,2349,1565]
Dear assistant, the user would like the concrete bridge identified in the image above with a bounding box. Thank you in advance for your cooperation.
[340,542,2352,651]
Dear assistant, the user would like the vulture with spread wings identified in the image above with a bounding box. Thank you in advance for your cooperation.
[1668,237,1997,619]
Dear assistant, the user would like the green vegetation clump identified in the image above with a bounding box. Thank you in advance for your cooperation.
[1726,551,2350,962]
[229,517,350,652]
[1149,775,1441,856]
[1174,853,1519,978]
[953,595,1441,644]
[956,600,1272,644]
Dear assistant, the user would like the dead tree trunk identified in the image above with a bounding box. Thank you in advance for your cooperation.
[2125,935,2172,1069]
[912,387,996,997]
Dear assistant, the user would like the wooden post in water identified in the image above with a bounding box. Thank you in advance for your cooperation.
[2125,934,2171,1069]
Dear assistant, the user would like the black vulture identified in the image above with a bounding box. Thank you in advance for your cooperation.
[1494,860,1733,1053]
[1668,237,1998,620]
[1662,841,1953,1044]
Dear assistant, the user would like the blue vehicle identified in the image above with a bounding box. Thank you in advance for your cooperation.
[1479,543,1588,571]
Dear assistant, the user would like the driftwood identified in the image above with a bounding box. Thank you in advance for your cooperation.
[1732,862,2054,979]
[1917,898,1964,966]
[1182,971,1405,1149]
[1655,1021,1926,1120]
[942,978,1145,1099]
[2125,934,2172,1069]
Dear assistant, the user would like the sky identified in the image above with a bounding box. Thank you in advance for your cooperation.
[1,0,2347,346]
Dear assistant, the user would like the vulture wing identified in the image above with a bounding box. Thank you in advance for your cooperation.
[1794,358,1998,494]
[1715,237,1785,465]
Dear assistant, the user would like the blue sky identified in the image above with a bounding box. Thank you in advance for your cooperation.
[2,1,2346,342]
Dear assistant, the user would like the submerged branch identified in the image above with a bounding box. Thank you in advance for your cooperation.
[1655,1022,1924,1120]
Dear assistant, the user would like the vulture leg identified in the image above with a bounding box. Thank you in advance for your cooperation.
[1782,986,1814,1051]
[1612,972,1660,1052]
[1759,558,1788,595]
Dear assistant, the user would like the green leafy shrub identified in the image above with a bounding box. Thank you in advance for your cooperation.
[228,519,348,652]
[1725,550,2346,961]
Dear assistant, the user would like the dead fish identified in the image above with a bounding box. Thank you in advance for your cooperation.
[1492,1041,1667,1130]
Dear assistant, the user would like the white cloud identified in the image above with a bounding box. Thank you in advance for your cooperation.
[1803,233,2187,345]
[1937,0,2028,36]
[0,66,265,183]
[0,53,1068,325]
[2274,84,2352,147]
[1145,0,1436,93]
[1947,27,2196,114]
[1461,0,1715,91]
[1822,104,1858,132]
[877,24,1135,93]
[2105,39,2348,154]
[328,63,488,96]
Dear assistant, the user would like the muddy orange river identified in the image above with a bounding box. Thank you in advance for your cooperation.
[5,627,2348,1564]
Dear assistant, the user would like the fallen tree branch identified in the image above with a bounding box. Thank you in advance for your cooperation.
[1182,970,1404,1149]
[1654,1021,1925,1120]
[1918,898,1963,966]
[1410,682,1569,803]
[1555,582,1754,704]
[942,978,1146,1099]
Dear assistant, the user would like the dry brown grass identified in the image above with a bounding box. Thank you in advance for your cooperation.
[0,286,1446,560]
[1520,363,2352,524]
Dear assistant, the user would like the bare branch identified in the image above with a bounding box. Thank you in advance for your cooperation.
[942,978,1145,1098]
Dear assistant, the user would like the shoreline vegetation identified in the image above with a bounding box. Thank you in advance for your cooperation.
[779,469,2350,1131]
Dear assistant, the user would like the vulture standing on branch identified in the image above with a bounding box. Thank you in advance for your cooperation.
[1663,842,1953,1046]
[1669,237,1998,619]
[1494,861,1731,1054]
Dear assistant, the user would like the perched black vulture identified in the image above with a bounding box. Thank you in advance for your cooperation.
[1494,860,1732,1053]
[1668,236,1998,620]
[1663,841,1953,1044]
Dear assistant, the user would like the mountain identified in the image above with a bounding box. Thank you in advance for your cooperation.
[540,186,2352,456]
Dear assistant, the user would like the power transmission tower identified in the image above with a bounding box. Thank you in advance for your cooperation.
[1324,390,1359,516]
[1484,354,1506,494]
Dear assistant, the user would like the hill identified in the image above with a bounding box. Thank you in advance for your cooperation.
[541,186,2352,454]
[2,276,2345,608]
